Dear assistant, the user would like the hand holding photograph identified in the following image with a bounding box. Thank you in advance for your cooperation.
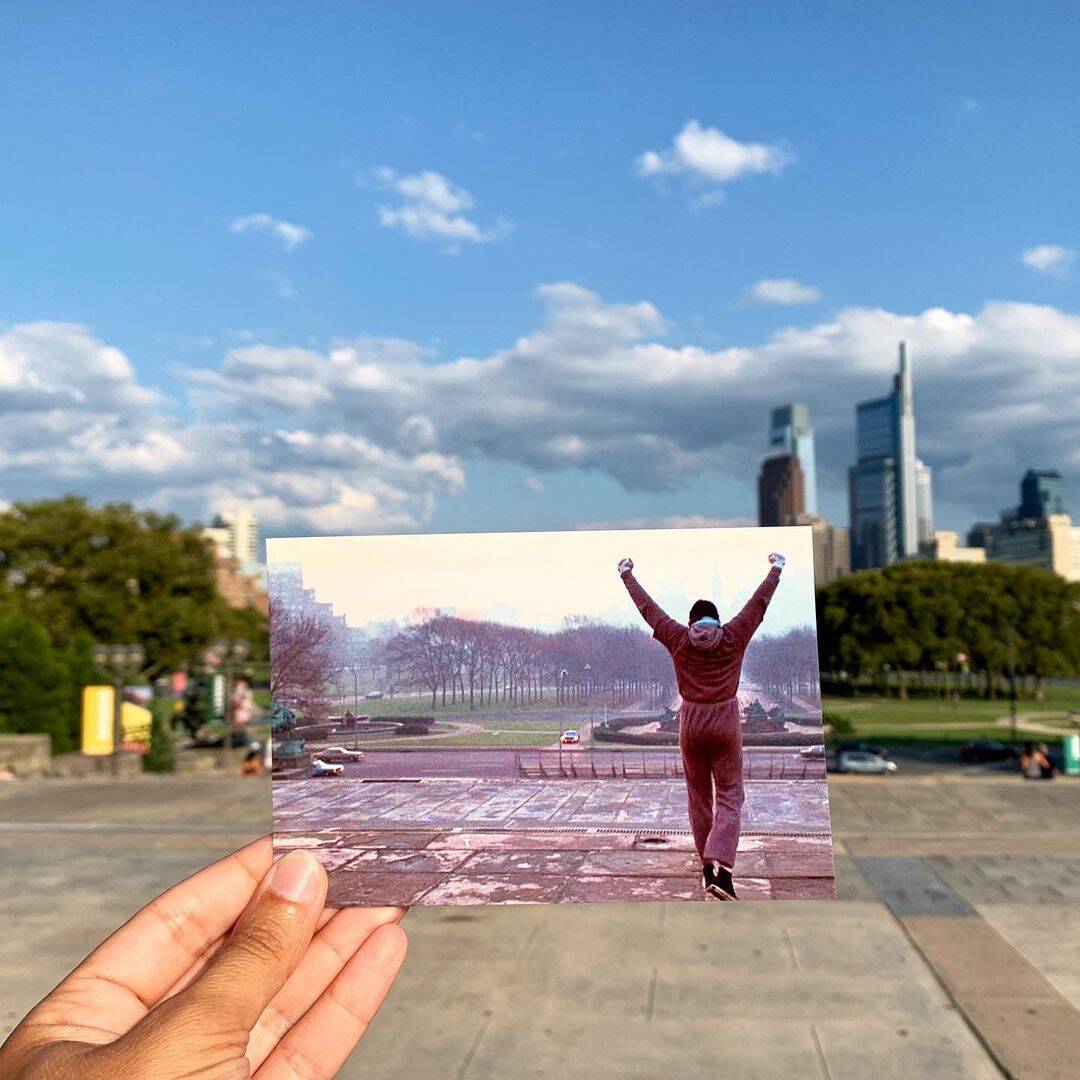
[269,525,835,906]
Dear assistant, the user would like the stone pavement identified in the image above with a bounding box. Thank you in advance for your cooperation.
[3,774,1080,1078]
[274,775,835,904]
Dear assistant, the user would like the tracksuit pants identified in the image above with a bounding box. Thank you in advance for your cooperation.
[679,697,744,867]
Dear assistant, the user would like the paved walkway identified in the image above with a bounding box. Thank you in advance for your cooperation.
[3,775,1080,1077]
[274,775,834,904]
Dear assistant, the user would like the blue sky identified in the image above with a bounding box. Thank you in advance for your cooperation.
[2,2,1078,542]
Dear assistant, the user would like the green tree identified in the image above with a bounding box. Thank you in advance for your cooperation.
[817,561,1080,697]
[0,496,265,674]
[0,608,72,751]
[144,688,176,773]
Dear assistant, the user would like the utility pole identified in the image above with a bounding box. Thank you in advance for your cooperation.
[1008,629,1018,748]
[212,638,250,770]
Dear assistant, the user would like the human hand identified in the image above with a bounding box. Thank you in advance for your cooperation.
[617,557,634,576]
[768,552,786,569]
[0,838,407,1079]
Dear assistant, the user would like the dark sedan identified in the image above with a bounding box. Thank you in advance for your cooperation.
[960,739,1019,764]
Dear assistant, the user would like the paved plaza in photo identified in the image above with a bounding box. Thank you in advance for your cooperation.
[273,775,835,903]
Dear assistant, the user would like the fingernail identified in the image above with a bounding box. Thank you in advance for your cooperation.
[268,850,321,903]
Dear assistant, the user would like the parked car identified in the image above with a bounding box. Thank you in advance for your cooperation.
[835,741,890,759]
[560,730,581,745]
[311,758,345,777]
[365,690,384,700]
[960,739,1018,764]
[836,750,897,775]
[322,745,365,763]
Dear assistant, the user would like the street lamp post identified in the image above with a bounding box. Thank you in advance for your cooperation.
[92,643,146,777]
[211,638,250,769]
[1008,630,1019,748]
[582,662,592,742]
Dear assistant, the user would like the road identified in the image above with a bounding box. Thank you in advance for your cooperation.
[301,745,824,780]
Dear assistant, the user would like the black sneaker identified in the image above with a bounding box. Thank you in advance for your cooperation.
[702,860,737,900]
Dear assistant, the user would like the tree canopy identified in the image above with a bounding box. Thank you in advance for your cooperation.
[0,607,72,750]
[0,496,265,674]
[816,561,1080,685]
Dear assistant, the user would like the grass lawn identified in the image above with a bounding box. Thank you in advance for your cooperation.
[823,684,1080,746]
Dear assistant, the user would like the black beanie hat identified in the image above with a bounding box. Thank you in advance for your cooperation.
[688,599,720,624]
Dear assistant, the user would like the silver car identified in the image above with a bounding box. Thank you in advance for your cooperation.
[836,750,898,775]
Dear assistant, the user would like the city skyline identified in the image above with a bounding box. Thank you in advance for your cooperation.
[849,343,935,570]
[2,6,1077,539]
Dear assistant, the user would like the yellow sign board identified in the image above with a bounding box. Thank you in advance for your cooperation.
[81,686,153,755]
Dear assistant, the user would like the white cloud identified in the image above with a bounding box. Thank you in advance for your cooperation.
[229,213,312,252]
[179,284,1080,517]
[370,168,512,251]
[455,121,484,142]
[961,97,979,112]
[4,286,1079,534]
[637,120,793,202]
[268,271,297,300]
[0,323,461,534]
[524,476,545,493]
[1019,244,1075,278]
[744,278,822,306]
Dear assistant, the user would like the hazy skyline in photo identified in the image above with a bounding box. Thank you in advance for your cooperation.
[268,525,816,634]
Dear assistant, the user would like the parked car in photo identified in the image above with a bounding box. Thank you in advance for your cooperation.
[365,690,384,699]
[311,758,345,777]
[835,741,890,759]
[322,745,365,763]
[836,750,898,775]
[960,739,1018,764]
[560,730,581,745]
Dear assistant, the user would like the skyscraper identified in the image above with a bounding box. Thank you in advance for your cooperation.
[758,453,806,527]
[202,507,261,567]
[768,403,817,515]
[1017,468,1067,520]
[965,469,1078,581]
[849,342,928,569]
[915,459,934,547]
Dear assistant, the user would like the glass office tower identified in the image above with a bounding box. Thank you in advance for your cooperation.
[1018,468,1067,520]
[769,403,817,516]
[848,342,926,569]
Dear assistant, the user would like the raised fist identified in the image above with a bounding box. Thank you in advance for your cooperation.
[617,557,634,576]
[768,552,786,569]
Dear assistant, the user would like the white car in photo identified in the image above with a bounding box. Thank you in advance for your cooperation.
[836,750,897,776]
[322,745,365,762]
[311,758,345,777]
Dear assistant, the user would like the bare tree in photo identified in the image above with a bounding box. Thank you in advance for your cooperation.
[268,597,340,717]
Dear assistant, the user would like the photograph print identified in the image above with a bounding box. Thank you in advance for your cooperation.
[269,525,835,906]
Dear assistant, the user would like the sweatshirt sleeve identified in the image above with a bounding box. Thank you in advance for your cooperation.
[621,571,683,651]
[724,566,782,648]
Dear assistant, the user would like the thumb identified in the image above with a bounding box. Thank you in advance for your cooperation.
[181,849,327,1031]
[111,849,327,1073]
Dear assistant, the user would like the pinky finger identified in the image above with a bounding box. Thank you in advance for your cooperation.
[254,923,408,1080]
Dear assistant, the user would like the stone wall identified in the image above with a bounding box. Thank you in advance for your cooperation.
[0,734,52,778]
